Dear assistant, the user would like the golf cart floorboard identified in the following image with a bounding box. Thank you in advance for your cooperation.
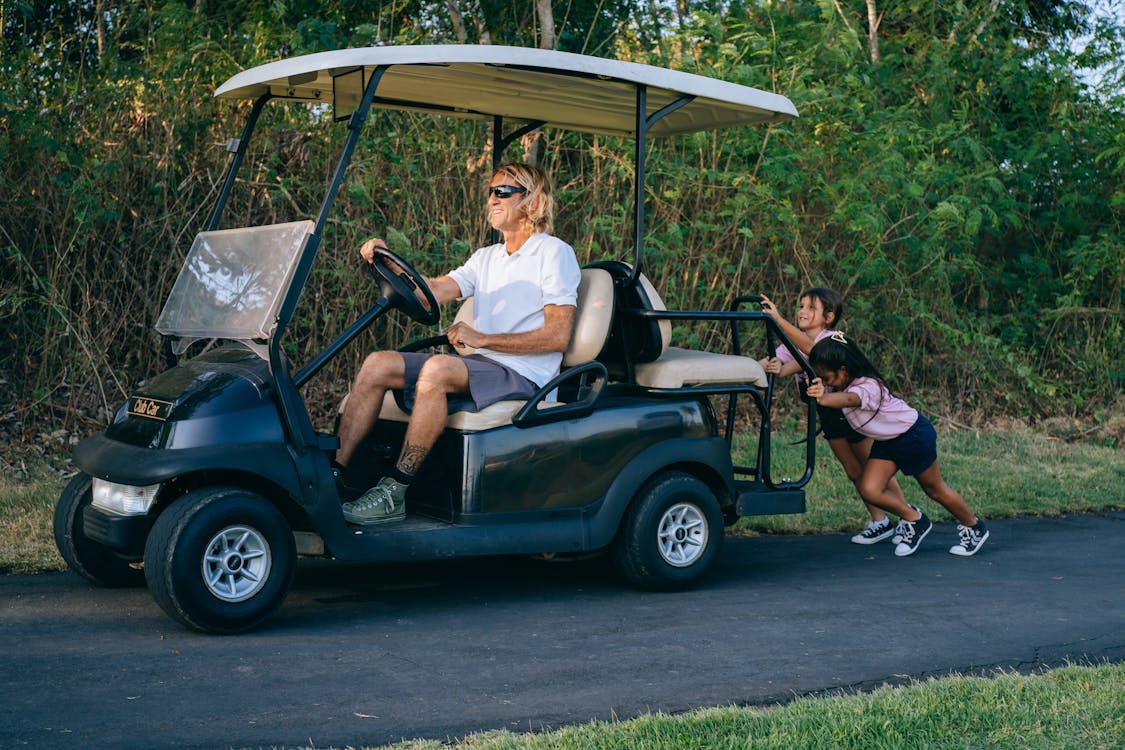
[344,514,452,534]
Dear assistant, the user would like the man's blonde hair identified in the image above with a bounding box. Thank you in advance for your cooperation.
[492,162,555,235]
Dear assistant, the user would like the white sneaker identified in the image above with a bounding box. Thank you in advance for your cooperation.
[850,519,895,545]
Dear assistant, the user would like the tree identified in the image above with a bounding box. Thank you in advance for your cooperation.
[0,0,1121,438]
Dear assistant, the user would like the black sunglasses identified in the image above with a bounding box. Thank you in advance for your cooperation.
[488,184,528,199]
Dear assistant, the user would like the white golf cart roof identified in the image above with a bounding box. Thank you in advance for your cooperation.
[214,44,798,137]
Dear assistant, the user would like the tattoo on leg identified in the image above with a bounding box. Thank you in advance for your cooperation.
[397,442,430,476]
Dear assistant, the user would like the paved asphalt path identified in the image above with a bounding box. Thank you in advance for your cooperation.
[2,512,1123,750]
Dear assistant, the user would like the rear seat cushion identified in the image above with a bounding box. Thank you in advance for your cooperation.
[634,346,768,389]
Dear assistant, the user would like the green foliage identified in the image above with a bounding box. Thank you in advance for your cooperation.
[0,0,1121,438]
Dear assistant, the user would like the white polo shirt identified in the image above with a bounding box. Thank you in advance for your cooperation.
[447,234,580,387]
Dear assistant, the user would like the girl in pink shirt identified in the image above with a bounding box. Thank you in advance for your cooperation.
[806,333,989,557]
[758,288,907,545]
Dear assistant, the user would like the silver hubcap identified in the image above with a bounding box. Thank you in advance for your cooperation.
[657,502,708,567]
[202,525,271,602]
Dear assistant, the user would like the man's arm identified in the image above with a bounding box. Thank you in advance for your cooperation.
[359,238,464,307]
[446,304,575,354]
[423,275,464,306]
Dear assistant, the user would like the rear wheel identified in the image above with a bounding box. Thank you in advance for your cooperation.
[144,487,295,634]
[612,471,723,591]
[53,473,145,588]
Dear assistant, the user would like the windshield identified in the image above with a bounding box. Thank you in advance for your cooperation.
[155,221,314,344]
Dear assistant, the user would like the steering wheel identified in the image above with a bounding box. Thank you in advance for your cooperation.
[367,247,440,326]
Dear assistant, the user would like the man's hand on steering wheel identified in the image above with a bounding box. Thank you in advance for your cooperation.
[359,237,390,266]
[360,238,440,326]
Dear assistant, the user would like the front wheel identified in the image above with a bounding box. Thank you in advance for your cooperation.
[53,472,145,588]
[144,487,295,634]
[611,471,723,591]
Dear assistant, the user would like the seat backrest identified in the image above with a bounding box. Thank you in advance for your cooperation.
[449,267,615,367]
[585,260,671,368]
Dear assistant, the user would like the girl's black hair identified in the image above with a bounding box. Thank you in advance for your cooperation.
[808,335,884,382]
[802,287,844,328]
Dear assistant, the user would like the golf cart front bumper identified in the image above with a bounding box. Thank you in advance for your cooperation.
[72,432,307,553]
[83,504,152,554]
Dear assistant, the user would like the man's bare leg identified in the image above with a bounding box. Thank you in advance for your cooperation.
[394,355,471,474]
[342,355,470,525]
[335,351,406,468]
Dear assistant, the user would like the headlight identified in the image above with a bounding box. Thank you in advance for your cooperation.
[91,479,161,516]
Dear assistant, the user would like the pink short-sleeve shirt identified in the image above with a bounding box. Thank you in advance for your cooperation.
[841,377,919,440]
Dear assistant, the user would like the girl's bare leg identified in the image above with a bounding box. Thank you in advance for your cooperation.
[913,460,978,526]
[858,459,921,520]
[831,438,908,523]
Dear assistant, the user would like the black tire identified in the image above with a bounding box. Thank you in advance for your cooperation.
[144,487,295,634]
[611,471,723,591]
[53,472,145,588]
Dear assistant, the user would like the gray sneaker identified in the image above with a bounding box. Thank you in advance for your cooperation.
[342,477,407,525]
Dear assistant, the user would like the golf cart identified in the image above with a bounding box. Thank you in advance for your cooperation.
[54,45,818,634]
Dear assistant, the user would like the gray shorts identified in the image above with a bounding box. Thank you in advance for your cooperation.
[394,352,539,414]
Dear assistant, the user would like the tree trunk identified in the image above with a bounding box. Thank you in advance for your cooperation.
[537,0,556,50]
[96,0,106,65]
[972,0,1002,44]
[865,0,880,63]
[446,0,468,44]
[520,131,545,166]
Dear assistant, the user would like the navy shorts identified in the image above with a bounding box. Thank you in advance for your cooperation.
[869,414,938,476]
[394,352,539,414]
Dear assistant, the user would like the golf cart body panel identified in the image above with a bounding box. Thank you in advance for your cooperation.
[62,45,817,633]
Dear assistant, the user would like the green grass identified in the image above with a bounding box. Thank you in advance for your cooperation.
[328,663,1125,750]
[0,464,65,574]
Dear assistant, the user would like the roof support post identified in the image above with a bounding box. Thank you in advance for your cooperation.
[492,116,549,167]
[271,65,388,456]
[206,93,271,232]
[312,65,388,238]
[629,88,695,283]
[631,86,648,283]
